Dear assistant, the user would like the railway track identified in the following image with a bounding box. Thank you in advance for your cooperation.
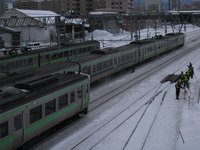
[68,38,200,149]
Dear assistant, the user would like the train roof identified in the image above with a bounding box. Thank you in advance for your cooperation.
[129,33,184,45]
[90,43,139,55]
[0,72,89,113]
[90,47,119,54]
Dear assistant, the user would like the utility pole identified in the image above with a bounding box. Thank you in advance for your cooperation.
[135,0,141,41]
[130,0,133,40]
[138,0,141,39]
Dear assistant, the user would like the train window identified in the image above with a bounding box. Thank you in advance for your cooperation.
[30,105,42,124]
[18,59,25,68]
[52,53,58,60]
[103,61,107,69]
[10,62,17,69]
[73,49,77,55]
[130,53,133,59]
[77,48,82,54]
[150,46,153,52]
[28,58,33,65]
[64,51,69,57]
[145,48,148,54]
[59,94,68,109]
[122,55,125,62]
[93,65,96,73]
[83,48,87,53]
[14,114,22,131]
[77,87,82,100]
[118,57,121,63]
[91,46,94,51]
[88,66,91,74]
[88,47,91,52]
[0,121,8,139]
[69,50,73,56]
[45,99,56,116]
[97,63,102,71]
[58,52,63,58]
[108,59,113,67]
[126,54,129,60]
[77,49,79,54]
[46,55,50,61]
[86,84,89,94]
[70,91,75,103]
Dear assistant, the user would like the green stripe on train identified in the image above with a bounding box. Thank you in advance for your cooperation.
[41,43,99,55]
[0,137,13,148]
[24,103,77,134]
[25,96,89,135]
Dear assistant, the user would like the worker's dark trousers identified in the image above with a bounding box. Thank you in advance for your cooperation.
[176,88,180,99]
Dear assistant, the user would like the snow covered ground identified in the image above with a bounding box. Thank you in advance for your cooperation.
[31,24,200,150]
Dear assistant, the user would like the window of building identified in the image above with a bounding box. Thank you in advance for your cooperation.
[11,16,17,18]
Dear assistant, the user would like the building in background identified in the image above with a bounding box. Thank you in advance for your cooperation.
[0,0,7,16]
[169,0,180,11]
[145,0,161,13]
[13,0,39,10]
[13,0,132,15]
[0,8,60,46]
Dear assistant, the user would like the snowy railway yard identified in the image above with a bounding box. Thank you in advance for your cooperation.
[31,26,200,150]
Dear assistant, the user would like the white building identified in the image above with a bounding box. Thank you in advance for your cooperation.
[0,8,60,46]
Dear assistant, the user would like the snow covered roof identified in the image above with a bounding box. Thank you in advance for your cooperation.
[89,12,119,15]
[15,9,60,17]
[167,10,200,14]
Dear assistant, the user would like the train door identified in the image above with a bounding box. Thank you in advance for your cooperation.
[13,112,23,148]
[114,57,117,71]
[76,86,83,113]
[83,65,88,74]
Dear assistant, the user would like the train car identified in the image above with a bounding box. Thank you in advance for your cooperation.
[58,33,185,83]
[0,72,90,150]
[0,33,185,87]
[0,40,100,73]
[165,33,185,51]
[72,33,184,82]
